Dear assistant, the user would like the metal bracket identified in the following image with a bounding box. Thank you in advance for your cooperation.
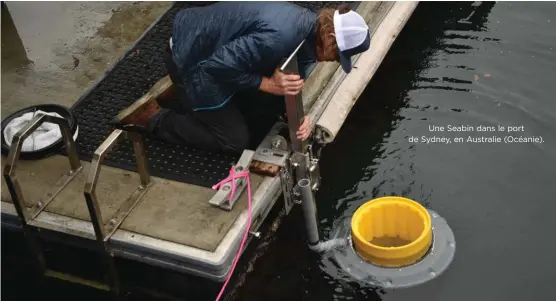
[275,40,326,213]
[290,151,310,182]
[209,149,254,211]
[3,113,83,224]
[252,134,290,167]
[83,129,152,243]
[280,160,296,214]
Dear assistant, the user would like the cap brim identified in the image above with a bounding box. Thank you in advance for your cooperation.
[339,52,352,73]
[337,31,372,74]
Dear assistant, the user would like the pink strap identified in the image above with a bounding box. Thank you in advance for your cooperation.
[213,166,252,301]
[212,167,248,201]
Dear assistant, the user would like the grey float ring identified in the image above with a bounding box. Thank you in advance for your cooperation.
[332,209,456,289]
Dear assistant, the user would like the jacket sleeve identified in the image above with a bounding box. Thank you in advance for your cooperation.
[201,31,282,90]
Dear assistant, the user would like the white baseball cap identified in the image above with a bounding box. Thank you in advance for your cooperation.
[333,9,371,73]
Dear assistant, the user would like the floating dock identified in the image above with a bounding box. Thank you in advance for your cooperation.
[1,0,418,293]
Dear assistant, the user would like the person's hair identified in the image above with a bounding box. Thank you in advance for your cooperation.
[316,3,351,58]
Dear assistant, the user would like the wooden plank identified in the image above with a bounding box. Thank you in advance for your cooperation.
[249,161,281,177]
[112,75,173,123]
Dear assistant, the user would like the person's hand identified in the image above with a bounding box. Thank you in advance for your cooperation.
[296,116,312,141]
[268,68,304,96]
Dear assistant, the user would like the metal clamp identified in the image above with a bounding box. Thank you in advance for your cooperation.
[83,129,151,242]
[209,149,254,211]
[280,159,296,214]
[3,113,82,224]
[252,134,290,167]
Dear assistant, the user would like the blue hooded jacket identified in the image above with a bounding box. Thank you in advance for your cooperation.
[170,2,318,111]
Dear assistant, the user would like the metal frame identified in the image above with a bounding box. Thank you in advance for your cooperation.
[252,123,290,167]
[81,128,152,294]
[83,129,152,242]
[3,113,83,224]
[279,41,319,216]
[2,113,84,285]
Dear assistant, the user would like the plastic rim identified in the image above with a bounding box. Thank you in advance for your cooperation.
[351,196,432,267]
[1,104,77,160]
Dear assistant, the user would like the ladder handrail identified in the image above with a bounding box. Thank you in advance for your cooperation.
[3,113,82,223]
[83,129,151,243]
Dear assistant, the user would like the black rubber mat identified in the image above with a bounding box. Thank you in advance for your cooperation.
[70,1,356,188]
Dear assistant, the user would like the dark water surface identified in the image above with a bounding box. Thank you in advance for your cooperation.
[3,2,556,301]
[233,2,556,301]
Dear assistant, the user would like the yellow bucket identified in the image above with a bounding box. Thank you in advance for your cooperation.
[351,196,432,267]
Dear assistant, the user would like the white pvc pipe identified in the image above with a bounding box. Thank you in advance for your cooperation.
[315,1,419,144]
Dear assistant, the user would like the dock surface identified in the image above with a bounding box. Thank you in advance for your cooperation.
[1,0,416,292]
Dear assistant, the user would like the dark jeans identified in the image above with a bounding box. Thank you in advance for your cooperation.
[148,45,286,154]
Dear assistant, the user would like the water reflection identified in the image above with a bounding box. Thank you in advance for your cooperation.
[317,1,495,227]
[315,1,556,301]
[233,2,500,301]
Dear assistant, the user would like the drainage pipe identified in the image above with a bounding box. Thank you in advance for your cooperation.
[298,178,348,253]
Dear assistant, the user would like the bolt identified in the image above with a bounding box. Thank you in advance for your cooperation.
[272,139,281,149]
[36,201,43,208]
[138,185,144,191]
[110,219,117,225]
[68,170,74,175]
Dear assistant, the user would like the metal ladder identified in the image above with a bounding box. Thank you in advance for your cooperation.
[3,113,152,296]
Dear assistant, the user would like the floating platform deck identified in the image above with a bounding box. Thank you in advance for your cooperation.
[1,0,418,291]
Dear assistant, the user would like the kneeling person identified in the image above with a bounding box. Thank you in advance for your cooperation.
[114,2,371,154]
